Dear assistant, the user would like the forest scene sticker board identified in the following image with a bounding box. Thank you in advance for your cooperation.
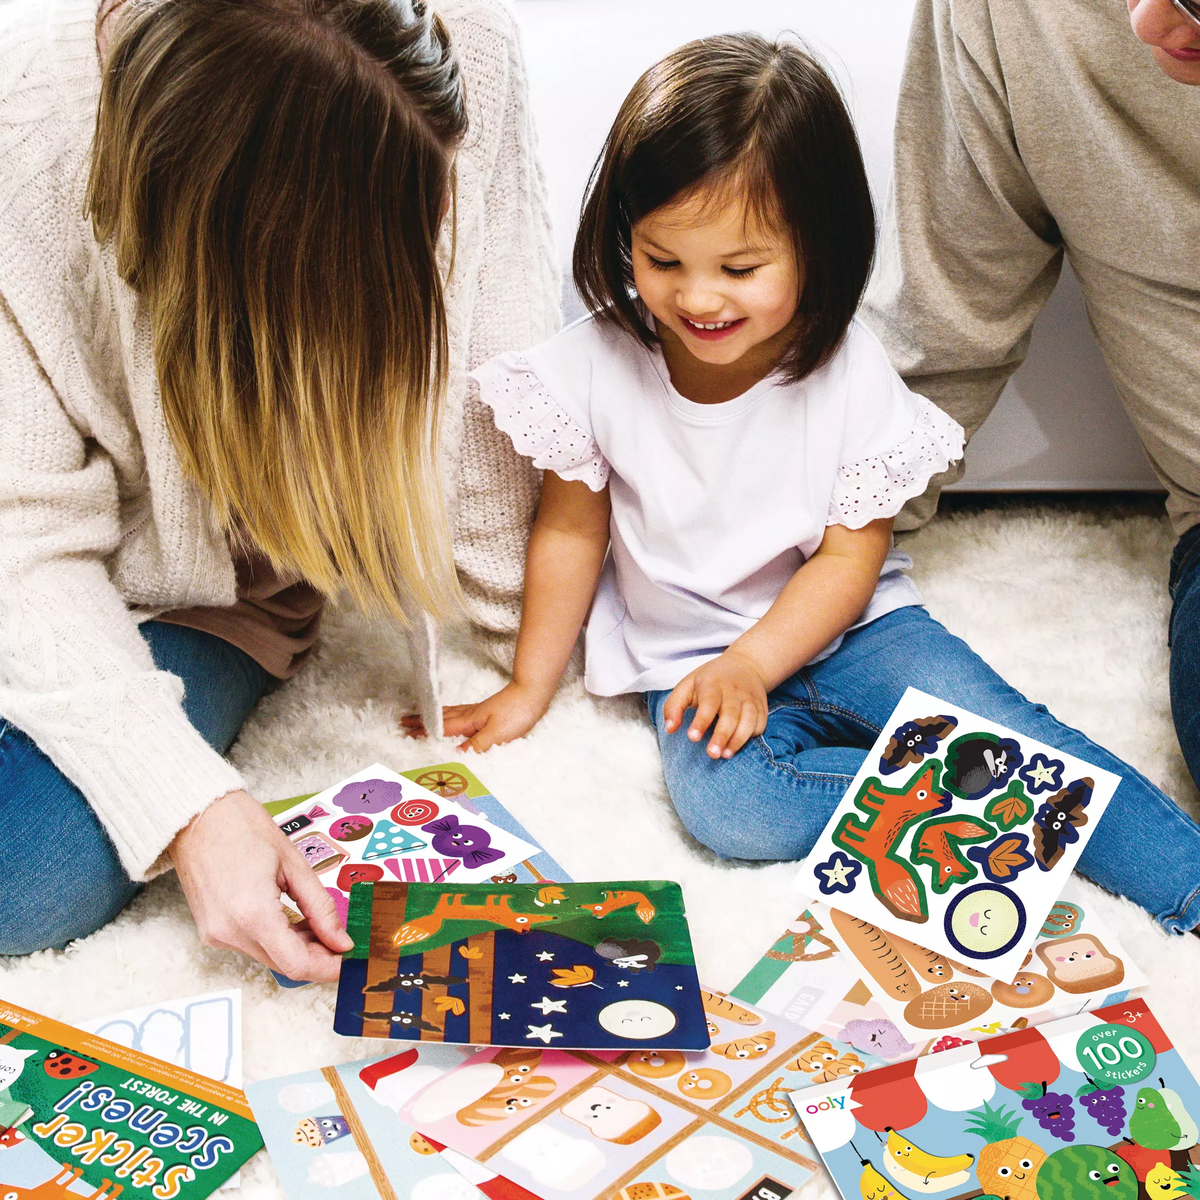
[0,999,262,1200]
[397,989,821,1200]
[333,881,709,1050]
[245,1049,539,1200]
[790,998,1200,1200]
[794,689,1119,983]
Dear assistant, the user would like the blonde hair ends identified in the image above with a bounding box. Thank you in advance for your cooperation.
[87,0,468,621]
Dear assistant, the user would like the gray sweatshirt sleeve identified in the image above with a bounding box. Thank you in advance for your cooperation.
[862,0,1064,528]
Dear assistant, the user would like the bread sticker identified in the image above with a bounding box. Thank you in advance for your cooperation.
[831,910,920,999]
[1035,934,1124,994]
[903,982,993,1030]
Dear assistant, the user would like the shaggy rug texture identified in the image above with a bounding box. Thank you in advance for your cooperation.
[3,500,1198,1200]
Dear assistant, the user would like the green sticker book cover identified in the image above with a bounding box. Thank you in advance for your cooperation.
[0,1000,262,1200]
[333,880,710,1050]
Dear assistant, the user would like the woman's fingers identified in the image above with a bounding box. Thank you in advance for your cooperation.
[281,849,354,955]
[252,905,344,984]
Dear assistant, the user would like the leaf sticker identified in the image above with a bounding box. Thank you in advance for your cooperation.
[966,832,1035,883]
[534,886,566,908]
[458,945,483,959]
[984,783,1033,832]
[549,965,603,989]
[433,996,466,1015]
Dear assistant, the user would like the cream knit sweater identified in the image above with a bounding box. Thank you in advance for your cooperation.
[0,0,559,881]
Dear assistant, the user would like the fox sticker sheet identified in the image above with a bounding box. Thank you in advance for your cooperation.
[0,1000,262,1200]
[245,1049,539,1200]
[791,998,1200,1200]
[334,880,709,1051]
[795,689,1119,982]
[398,988,821,1200]
[264,764,539,925]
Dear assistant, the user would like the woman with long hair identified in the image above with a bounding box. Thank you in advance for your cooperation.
[0,0,557,978]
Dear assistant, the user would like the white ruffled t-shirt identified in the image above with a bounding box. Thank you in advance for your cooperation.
[472,314,964,696]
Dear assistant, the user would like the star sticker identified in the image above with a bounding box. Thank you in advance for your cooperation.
[530,996,568,1015]
[675,985,684,991]
[1020,752,1065,794]
[617,980,630,987]
[525,1023,563,1044]
[535,951,555,962]
[814,850,862,896]
[508,974,527,984]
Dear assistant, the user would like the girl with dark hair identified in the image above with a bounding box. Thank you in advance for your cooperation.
[426,33,1200,935]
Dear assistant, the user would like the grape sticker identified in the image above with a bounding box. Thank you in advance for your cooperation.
[1076,1080,1128,1137]
[1017,1081,1076,1142]
[1076,1024,1156,1086]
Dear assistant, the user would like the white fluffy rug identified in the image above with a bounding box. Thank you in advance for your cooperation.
[4,500,1199,1200]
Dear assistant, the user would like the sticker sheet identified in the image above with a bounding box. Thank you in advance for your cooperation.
[794,688,1119,982]
[266,763,570,991]
[245,1050,538,1200]
[266,764,539,926]
[0,999,261,1200]
[334,881,709,1051]
[812,878,1145,1045]
[791,998,1200,1200]
[398,988,820,1200]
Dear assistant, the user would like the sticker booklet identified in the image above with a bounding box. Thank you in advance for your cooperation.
[794,688,1119,983]
[0,999,262,1200]
[398,988,821,1200]
[245,1050,540,1200]
[265,764,540,926]
[791,998,1200,1200]
[333,880,710,1051]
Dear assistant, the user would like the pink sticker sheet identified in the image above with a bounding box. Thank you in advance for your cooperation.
[794,688,1119,984]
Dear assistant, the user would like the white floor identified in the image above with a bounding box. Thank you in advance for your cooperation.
[3,501,1198,1200]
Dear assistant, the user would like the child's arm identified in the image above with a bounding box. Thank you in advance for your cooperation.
[442,472,611,751]
[662,518,894,760]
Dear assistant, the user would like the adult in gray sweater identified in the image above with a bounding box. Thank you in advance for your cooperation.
[865,0,1200,783]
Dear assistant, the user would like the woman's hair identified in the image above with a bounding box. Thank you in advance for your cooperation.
[573,33,875,384]
[87,0,468,620]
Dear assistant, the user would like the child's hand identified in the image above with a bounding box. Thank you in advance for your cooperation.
[402,682,552,752]
[662,650,768,759]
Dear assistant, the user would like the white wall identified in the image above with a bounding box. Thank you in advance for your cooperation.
[512,0,1160,491]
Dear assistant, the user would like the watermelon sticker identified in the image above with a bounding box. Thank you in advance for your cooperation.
[1076,1024,1156,1086]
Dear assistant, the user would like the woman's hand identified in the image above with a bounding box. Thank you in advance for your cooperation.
[662,649,769,760]
[169,790,353,983]
[401,682,552,752]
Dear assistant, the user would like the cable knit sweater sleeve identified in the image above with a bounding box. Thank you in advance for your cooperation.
[0,296,244,880]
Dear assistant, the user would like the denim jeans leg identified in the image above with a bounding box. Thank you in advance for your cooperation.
[645,687,869,860]
[805,605,1200,933]
[1169,523,1200,790]
[0,622,272,955]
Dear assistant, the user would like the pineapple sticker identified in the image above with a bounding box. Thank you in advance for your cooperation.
[965,1101,1048,1200]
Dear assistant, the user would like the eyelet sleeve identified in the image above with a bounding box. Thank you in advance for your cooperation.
[828,396,965,527]
[472,353,610,491]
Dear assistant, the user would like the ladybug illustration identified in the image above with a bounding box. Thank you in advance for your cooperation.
[43,1050,99,1079]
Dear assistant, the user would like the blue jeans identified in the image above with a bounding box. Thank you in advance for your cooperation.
[647,604,1200,934]
[1170,524,1200,790]
[0,622,271,955]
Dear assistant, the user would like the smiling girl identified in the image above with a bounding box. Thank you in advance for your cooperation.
[423,34,1200,934]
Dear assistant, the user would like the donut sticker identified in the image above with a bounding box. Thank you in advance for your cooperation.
[392,798,440,826]
[329,815,373,842]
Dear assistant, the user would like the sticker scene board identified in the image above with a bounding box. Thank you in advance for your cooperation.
[794,688,1119,983]
[265,764,539,926]
[792,998,1200,1200]
[265,762,570,991]
[334,881,709,1051]
[812,878,1145,1045]
[398,988,820,1200]
[0,999,262,1200]
[245,1050,539,1200]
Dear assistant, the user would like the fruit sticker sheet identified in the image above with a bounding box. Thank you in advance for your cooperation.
[794,689,1119,983]
[245,1050,540,1200]
[790,999,1200,1200]
[334,881,709,1050]
[811,879,1145,1044]
[264,764,539,925]
[397,989,819,1200]
[0,999,262,1200]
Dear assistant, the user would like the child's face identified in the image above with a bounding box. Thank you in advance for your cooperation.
[631,187,801,371]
